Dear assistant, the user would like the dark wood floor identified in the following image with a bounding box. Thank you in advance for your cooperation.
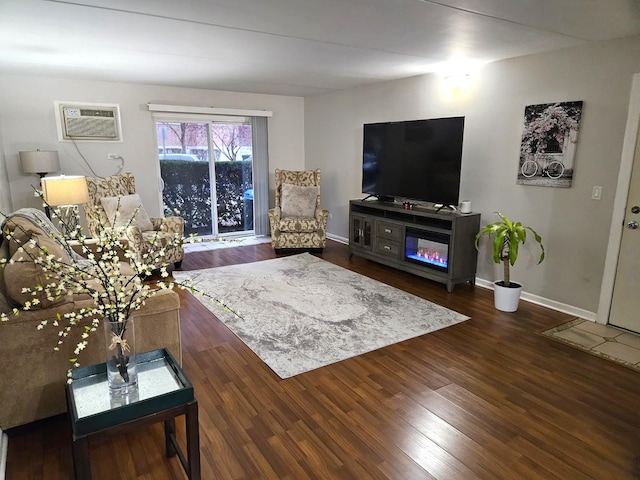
[6,240,640,479]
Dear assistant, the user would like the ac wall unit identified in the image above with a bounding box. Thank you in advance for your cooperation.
[54,102,122,142]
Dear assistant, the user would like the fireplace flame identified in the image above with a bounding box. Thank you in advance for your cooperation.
[416,248,447,266]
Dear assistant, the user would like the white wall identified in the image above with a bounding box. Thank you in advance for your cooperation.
[2,36,638,316]
[0,127,11,220]
[305,36,640,315]
[0,75,305,218]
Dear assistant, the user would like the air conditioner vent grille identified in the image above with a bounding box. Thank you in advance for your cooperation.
[55,102,122,142]
[65,116,118,139]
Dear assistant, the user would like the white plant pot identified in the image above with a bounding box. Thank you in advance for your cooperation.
[494,281,523,312]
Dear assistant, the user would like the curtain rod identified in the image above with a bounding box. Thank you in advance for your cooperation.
[147,103,273,117]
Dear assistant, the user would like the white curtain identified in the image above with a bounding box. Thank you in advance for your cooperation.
[251,116,269,236]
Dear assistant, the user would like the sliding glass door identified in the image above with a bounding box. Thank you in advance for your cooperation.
[210,120,254,234]
[155,117,254,237]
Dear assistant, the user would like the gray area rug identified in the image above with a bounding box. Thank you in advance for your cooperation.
[173,253,469,378]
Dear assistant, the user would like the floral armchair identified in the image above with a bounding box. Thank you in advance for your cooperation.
[84,173,184,268]
[267,169,329,250]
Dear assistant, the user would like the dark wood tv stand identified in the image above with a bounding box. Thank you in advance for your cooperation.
[349,199,481,292]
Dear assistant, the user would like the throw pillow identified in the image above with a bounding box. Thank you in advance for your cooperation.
[100,194,154,231]
[3,222,71,309]
[280,183,318,218]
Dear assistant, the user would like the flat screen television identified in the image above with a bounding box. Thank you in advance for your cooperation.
[362,116,464,206]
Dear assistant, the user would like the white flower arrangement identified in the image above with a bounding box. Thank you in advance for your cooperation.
[0,191,238,382]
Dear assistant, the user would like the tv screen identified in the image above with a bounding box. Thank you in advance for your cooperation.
[362,117,464,205]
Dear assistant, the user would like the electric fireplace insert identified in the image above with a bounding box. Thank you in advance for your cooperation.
[404,227,450,272]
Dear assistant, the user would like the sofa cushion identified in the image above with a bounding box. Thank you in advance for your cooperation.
[0,278,10,313]
[100,193,154,231]
[3,219,71,309]
[72,260,138,302]
[280,183,318,218]
[0,238,12,313]
[278,216,319,233]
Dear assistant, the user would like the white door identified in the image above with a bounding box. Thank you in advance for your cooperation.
[609,126,640,333]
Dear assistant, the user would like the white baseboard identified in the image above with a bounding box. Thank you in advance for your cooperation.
[328,236,596,322]
[0,428,7,480]
[475,277,597,322]
[327,233,348,244]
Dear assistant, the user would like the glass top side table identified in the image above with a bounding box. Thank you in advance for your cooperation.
[66,348,200,479]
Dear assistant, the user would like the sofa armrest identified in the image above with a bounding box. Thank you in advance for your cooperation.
[151,216,184,235]
[315,207,330,227]
[268,207,281,236]
[0,288,181,429]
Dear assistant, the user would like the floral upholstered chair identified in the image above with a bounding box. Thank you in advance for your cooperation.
[84,173,185,268]
[267,169,329,250]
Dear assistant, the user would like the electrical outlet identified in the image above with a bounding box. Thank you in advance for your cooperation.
[107,153,120,160]
[592,185,603,200]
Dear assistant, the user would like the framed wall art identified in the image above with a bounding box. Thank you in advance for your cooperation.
[517,101,583,187]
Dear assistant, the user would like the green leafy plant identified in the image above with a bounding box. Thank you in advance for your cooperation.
[475,212,545,287]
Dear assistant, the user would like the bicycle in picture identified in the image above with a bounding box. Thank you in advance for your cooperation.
[520,154,565,179]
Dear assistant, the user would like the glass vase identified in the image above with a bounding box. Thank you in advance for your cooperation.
[104,315,138,394]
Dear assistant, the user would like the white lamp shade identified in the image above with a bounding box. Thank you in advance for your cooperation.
[41,175,90,206]
[19,150,60,175]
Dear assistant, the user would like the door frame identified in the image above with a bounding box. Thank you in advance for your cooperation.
[153,114,255,238]
[598,72,640,324]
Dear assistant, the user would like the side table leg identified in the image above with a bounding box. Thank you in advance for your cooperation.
[72,437,92,480]
[186,401,201,479]
[165,417,177,457]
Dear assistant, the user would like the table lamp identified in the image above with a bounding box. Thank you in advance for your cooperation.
[20,150,61,218]
[41,175,90,238]
[19,150,60,178]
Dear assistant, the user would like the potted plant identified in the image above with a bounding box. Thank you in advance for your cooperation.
[475,212,545,312]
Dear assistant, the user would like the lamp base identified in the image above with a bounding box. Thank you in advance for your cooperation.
[51,205,80,239]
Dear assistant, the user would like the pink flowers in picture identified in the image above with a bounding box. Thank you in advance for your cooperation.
[518,101,583,187]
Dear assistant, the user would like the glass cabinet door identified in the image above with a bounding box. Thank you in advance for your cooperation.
[352,216,362,245]
[351,215,372,249]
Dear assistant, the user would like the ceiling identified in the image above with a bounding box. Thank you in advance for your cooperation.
[0,0,639,97]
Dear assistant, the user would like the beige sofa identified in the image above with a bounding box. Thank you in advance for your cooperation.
[0,215,182,430]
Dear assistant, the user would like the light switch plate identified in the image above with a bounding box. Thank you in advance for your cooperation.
[592,185,602,200]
